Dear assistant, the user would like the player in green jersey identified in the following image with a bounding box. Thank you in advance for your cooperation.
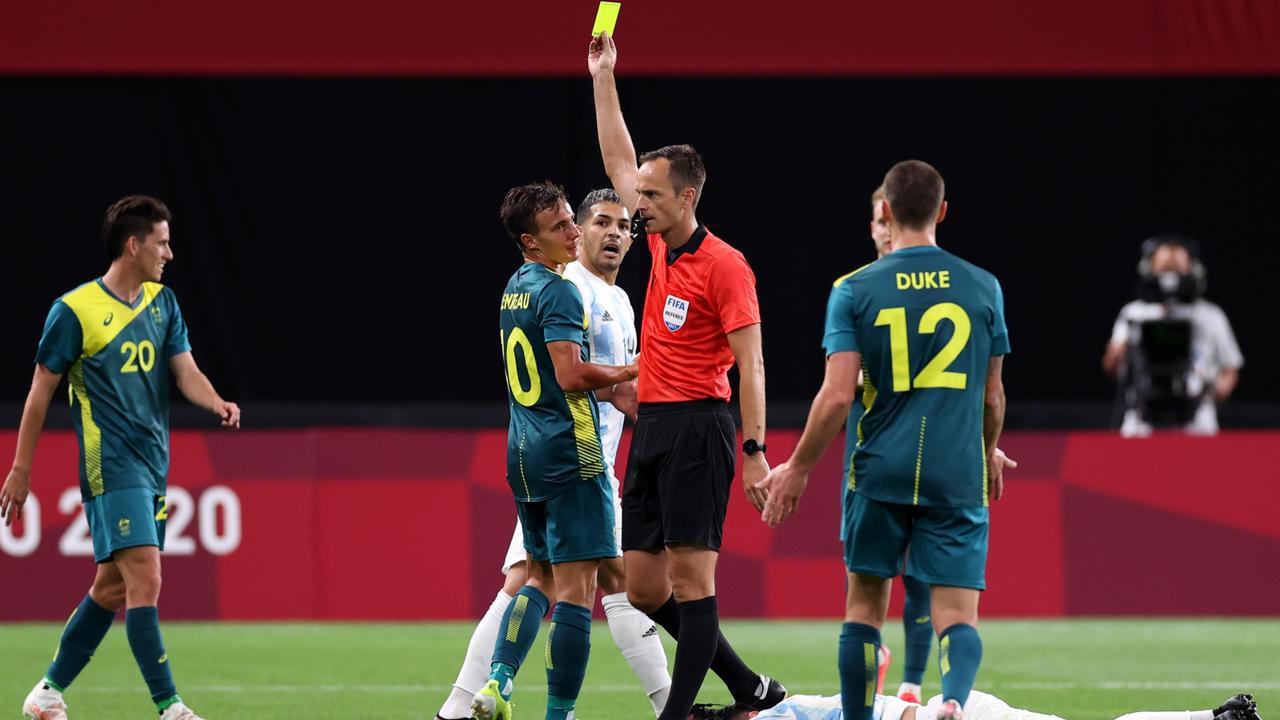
[2,196,239,720]
[473,182,639,720]
[759,161,1011,720]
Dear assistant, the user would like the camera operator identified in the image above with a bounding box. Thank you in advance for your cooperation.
[1102,236,1243,437]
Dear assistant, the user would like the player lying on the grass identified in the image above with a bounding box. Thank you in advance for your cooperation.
[689,691,1262,720]
[1,196,240,720]
[434,190,670,720]
[473,183,640,720]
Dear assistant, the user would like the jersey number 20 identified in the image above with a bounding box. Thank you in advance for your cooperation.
[874,303,971,392]
[500,328,541,406]
[120,340,157,373]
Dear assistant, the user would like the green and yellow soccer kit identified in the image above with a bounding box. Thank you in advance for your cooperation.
[35,279,191,562]
[499,263,614,564]
[824,247,1009,588]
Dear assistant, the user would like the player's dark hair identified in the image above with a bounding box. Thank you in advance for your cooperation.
[883,160,945,231]
[575,188,624,224]
[639,144,707,206]
[500,181,569,249]
[103,195,171,261]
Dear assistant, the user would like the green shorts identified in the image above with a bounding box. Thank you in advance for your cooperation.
[843,492,988,590]
[516,473,616,565]
[84,488,168,564]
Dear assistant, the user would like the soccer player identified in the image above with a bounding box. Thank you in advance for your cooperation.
[589,32,786,720]
[689,691,1262,720]
[435,189,669,720]
[1,195,240,720]
[839,186,930,704]
[472,182,640,720]
[759,160,1011,720]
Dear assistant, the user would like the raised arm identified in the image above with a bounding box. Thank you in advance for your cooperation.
[0,364,63,525]
[170,351,241,428]
[588,33,640,211]
[547,341,638,393]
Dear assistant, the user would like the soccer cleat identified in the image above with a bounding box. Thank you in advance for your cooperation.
[899,692,922,705]
[898,681,923,705]
[1214,694,1260,720]
[160,702,206,720]
[749,675,788,711]
[22,681,69,720]
[472,679,512,720]
[937,699,964,720]
[876,644,892,695]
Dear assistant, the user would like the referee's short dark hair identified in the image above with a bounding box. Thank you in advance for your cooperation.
[883,160,945,231]
[500,181,568,247]
[103,195,171,261]
[639,144,707,206]
[575,188,624,224]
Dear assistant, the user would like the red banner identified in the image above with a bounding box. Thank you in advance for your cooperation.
[2,0,1279,76]
[0,429,1277,620]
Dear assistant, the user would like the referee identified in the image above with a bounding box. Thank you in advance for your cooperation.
[589,33,785,720]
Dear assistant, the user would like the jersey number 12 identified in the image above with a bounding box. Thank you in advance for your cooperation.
[874,303,971,392]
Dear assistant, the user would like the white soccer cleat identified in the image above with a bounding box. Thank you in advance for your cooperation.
[160,702,206,720]
[22,680,69,720]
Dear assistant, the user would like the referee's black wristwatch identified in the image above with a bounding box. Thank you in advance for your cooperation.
[742,439,766,457]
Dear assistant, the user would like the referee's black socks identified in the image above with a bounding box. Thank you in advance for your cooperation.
[647,594,762,717]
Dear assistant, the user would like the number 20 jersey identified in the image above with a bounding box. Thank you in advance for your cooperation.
[823,246,1009,508]
[35,279,191,502]
[500,263,606,503]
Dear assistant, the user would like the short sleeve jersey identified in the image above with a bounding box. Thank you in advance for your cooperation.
[500,262,607,502]
[35,279,191,501]
[563,261,637,479]
[638,226,760,403]
[823,247,1009,508]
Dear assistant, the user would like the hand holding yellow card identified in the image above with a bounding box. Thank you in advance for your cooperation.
[592,2,621,37]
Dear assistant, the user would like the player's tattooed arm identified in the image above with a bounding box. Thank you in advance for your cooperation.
[984,355,1008,499]
[547,341,638,393]
[1,364,62,526]
[588,32,641,211]
[169,352,241,429]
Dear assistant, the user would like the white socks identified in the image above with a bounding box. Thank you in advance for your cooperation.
[439,590,514,719]
[602,592,671,716]
[1116,713,1213,720]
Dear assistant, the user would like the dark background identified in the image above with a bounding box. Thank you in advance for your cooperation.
[4,76,1277,426]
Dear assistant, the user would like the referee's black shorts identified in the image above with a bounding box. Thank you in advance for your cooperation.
[621,399,736,552]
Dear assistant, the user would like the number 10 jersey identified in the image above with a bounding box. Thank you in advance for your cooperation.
[823,246,1009,508]
[499,262,606,503]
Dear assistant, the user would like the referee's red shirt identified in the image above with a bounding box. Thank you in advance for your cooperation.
[638,225,761,403]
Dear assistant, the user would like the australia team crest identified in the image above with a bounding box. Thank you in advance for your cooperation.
[664,295,689,332]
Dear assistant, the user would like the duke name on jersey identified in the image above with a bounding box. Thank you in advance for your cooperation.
[824,247,1009,508]
[500,263,607,502]
[563,261,636,480]
[35,279,191,502]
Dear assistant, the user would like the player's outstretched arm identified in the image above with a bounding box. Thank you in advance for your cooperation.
[984,355,1007,499]
[169,352,241,429]
[758,351,860,528]
[547,340,638,393]
[728,324,769,511]
[588,32,640,211]
[0,364,62,526]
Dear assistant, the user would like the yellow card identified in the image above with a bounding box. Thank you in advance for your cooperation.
[592,1,621,36]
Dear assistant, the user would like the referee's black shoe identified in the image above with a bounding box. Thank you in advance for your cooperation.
[748,675,788,711]
[1214,694,1261,720]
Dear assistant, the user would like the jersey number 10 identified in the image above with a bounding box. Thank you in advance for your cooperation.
[874,302,971,392]
[500,328,542,407]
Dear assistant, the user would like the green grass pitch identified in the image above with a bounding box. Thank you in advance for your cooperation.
[1,619,1276,719]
